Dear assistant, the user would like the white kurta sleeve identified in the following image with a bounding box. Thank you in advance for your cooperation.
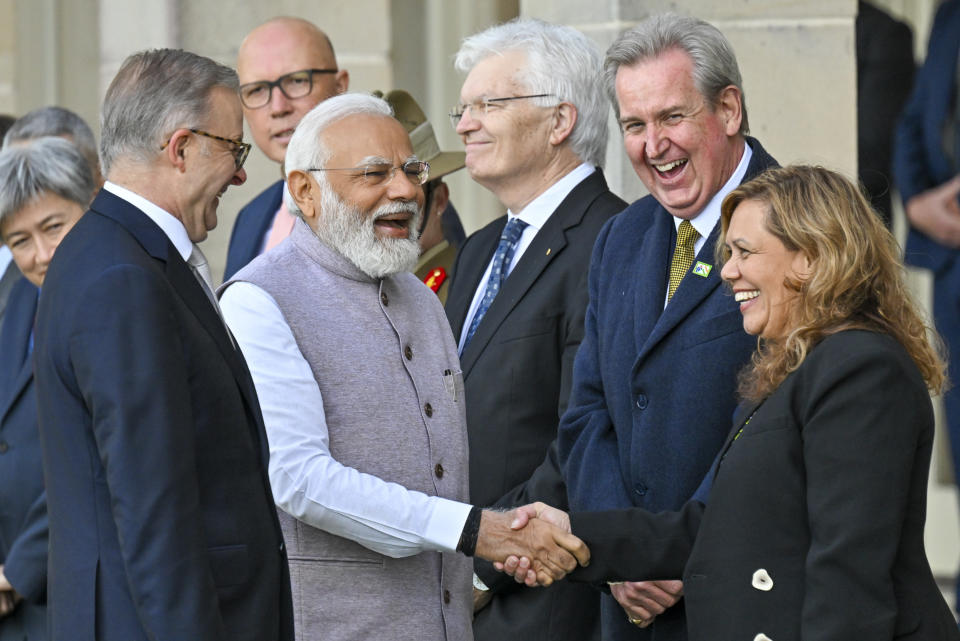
[220,281,471,557]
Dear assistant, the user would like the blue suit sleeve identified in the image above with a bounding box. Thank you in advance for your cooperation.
[558,220,634,511]
[3,490,48,602]
[69,264,225,639]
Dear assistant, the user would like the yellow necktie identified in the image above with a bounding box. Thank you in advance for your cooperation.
[667,220,699,301]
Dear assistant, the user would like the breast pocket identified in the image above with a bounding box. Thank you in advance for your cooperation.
[681,309,747,351]
[443,369,465,403]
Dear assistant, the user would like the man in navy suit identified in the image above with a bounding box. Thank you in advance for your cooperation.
[444,19,626,641]
[33,49,293,641]
[558,15,776,640]
[223,17,349,280]
[893,0,960,614]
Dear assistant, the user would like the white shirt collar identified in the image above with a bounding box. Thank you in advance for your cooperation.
[675,140,753,239]
[102,180,194,262]
[0,246,11,273]
[507,163,596,229]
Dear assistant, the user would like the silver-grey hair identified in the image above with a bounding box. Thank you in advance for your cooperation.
[605,14,749,134]
[0,136,95,230]
[3,106,99,177]
[99,48,238,175]
[283,92,394,216]
[454,18,608,167]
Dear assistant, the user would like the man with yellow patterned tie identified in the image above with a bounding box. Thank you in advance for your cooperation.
[557,14,778,641]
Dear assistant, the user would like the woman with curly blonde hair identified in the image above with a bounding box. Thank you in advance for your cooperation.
[505,165,958,640]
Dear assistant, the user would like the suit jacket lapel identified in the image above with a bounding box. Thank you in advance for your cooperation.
[459,171,607,376]
[638,222,724,361]
[90,191,261,422]
[716,398,763,464]
[0,281,38,423]
[446,222,501,339]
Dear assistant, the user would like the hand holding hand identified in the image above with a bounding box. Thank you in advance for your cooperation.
[493,503,582,587]
[474,508,589,587]
[905,176,960,247]
[610,579,684,628]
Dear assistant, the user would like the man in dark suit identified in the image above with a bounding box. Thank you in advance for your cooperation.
[893,0,960,614]
[33,48,293,641]
[224,17,349,280]
[557,15,776,640]
[444,19,626,641]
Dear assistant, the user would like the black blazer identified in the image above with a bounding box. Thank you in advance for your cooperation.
[571,331,959,641]
[33,189,293,641]
[0,278,46,640]
[445,170,626,641]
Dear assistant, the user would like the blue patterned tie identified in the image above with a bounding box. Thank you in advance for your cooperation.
[462,217,528,351]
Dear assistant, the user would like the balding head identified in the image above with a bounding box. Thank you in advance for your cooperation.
[238,17,349,164]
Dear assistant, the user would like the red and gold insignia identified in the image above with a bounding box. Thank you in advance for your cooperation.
[423,267,447,293]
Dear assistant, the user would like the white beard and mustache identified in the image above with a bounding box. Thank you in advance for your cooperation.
[313,186,422,280]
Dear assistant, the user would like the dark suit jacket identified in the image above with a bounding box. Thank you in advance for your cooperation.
[33,189,293,641]
[0,278,46,640]
[446,170,626,641]
[570,331,960,641]
[559,138,776,640]
[893,0,960,277]
[223,179,283,281]
[856,0,914,227]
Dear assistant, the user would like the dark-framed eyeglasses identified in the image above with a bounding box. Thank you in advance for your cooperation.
[448,93,556,128]
[161,128,251,170]
[239,68,339,109]
[307,160,430,186]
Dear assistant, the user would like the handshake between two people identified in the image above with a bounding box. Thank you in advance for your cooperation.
[476,503,684,629]
[474,502,589,587]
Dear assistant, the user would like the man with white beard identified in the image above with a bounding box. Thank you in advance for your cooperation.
[219,93,589,641]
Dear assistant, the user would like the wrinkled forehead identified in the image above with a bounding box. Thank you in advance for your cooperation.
[459,50,530,101]
[321,114,415,165]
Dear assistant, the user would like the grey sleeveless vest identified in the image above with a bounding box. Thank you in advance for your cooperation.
[227,219,472,641]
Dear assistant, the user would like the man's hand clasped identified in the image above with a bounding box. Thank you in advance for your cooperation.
[474,503,589,587]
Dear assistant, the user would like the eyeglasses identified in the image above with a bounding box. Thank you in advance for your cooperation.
[161,129,251,170]
[448,93,556,127]
[308,160,430,186]
[239,68,339,109]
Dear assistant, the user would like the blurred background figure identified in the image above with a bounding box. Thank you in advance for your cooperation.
[224,16,349,281]
[0,136,95,641]
[894,0,960,617]
[855,0,914,228]
[3,106,103,189]
[381,89,466,302]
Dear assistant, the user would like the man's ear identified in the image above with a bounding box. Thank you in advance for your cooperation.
[716,85,743,137]
[164,129,192,173]
[287,170,318,220]
[335,69,350,95]
[431,181,450,216]
[549,102,578,146]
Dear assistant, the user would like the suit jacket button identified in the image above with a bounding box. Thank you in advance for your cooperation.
[635,394,648,410]
[404,345,413,360]
[0,441,8,454]
[380,291,389,306]
[443,589,451,604]
[435,463,444,478]
[424,403,433,417]
[751,568,773,591]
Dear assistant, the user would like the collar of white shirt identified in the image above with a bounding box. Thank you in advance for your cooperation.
[102,181,193,263]
[675,140,754,244]
[507,162,596,229]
